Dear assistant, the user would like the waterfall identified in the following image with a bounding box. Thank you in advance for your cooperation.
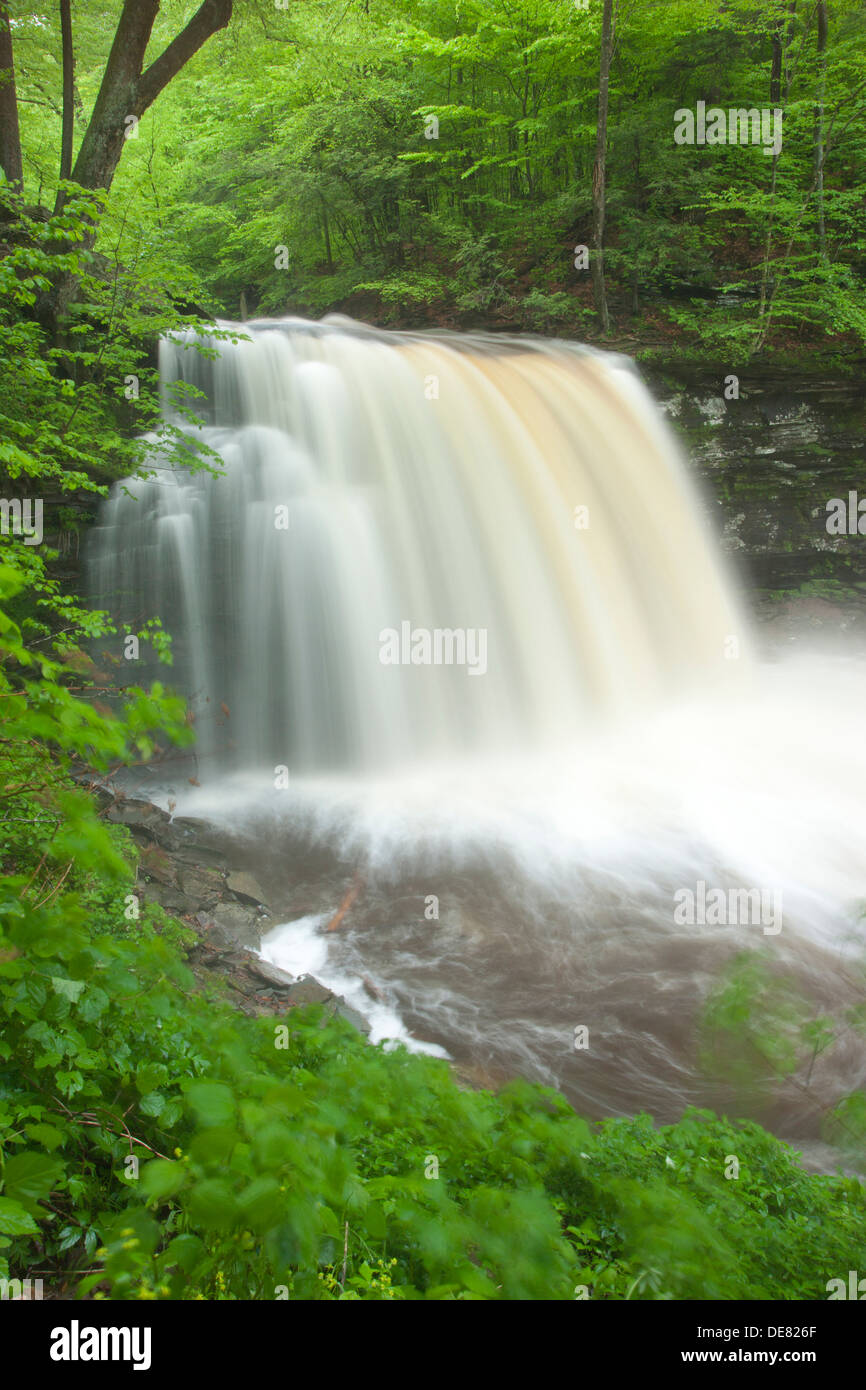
[88,316,747,774]
[87,316,866,1134]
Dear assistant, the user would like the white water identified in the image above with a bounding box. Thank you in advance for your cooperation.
[89,316,748,771]
[258,914,449,1056]
[89,316,866,1143]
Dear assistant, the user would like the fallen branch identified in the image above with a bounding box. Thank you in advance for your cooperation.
[325,872,364,933]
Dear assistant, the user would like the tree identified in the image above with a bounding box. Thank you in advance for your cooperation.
[0,4,22,190]
[69,0,233,199]
[54,0,75,214]
[591,0,615,334]
[2,1,233,326]
[814,0,829,260]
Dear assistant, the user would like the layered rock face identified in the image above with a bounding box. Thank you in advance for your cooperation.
[645,363,866,596]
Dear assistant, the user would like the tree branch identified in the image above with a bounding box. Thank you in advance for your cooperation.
[137,0,233,112]
[55,0,75,215]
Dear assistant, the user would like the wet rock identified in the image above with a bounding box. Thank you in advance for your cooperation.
[285,975,371,1035]
[178,865,224,908]
[285,976,333,1007]
[95,789,377,1041]
[645,362,866,594]
[208,900,266,950]
[246,958,294,991]
[226,870,268,907]
[138,844,178,887]
[172,844,227,869]
[168,817,229,852]
[333,998,372,1036]
[140,881,189,913]
[106,798,170,834]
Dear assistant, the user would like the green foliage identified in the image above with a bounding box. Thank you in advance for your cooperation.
[1,605,865,1303]
[7,0,851,353]
[700,949,866,1167]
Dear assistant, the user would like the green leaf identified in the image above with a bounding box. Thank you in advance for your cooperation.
[187,1178,238,1231]
[139,1092,167,1118]
[140,1159,186,1201]
[161,1233,204,1273]
[51,976,85,1002]
[236,1177,283,1231]
[458,1263,499,1298]
[3,1152,64,1214]
[185,1081,235,1127]
[0,1198,39,1236]
[136,1062,169,1095]
[364,1200,387,1240]
[23,1123,66,1151]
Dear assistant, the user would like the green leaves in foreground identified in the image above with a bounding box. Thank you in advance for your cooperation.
[1,550,866,1299]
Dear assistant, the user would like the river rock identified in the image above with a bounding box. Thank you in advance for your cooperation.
[140,881,189,913]
[285,976,332,1006]
[207,900,266,950]
[172,844,227,868]
[138,844,178,887]
[226,870,268,906]
[285,975,371,1035]
[106,798,170,835]
[178,864,224,908]
[246,957,294,991]
[165,816,229,852]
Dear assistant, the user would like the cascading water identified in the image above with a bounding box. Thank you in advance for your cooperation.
[89,317,748,772]
[89,316,866,1154]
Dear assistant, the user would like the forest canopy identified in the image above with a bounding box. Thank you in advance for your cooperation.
[3,0,865,356]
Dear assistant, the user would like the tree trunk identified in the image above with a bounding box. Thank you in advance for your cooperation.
[54,0,75,215]
[814,1,828,261]
[770,30,782,103]
[591,0,615,334]
[0,3,23,191]
[756,4,798,351]
[71,0,232,196]
[631,132,641,315]
[41,0,232,327]
[319,193,334,272]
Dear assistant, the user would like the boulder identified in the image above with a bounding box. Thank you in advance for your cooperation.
[226,870,268,907]
[166,817,228,852]
[286,975,371,1036]
[106,798,170,836]
[207,900,266,950]
[138,845,178,888]
[285,976,333,1007]
[140,881,189,913]
[246,957,294,991]
[178,865,225,909]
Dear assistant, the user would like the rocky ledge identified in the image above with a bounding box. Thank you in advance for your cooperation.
[97,790,370,1035]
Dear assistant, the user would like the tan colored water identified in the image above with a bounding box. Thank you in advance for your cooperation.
[90,319,748,769]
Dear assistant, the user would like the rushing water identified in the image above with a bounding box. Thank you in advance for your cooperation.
[89,316,866,1155]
